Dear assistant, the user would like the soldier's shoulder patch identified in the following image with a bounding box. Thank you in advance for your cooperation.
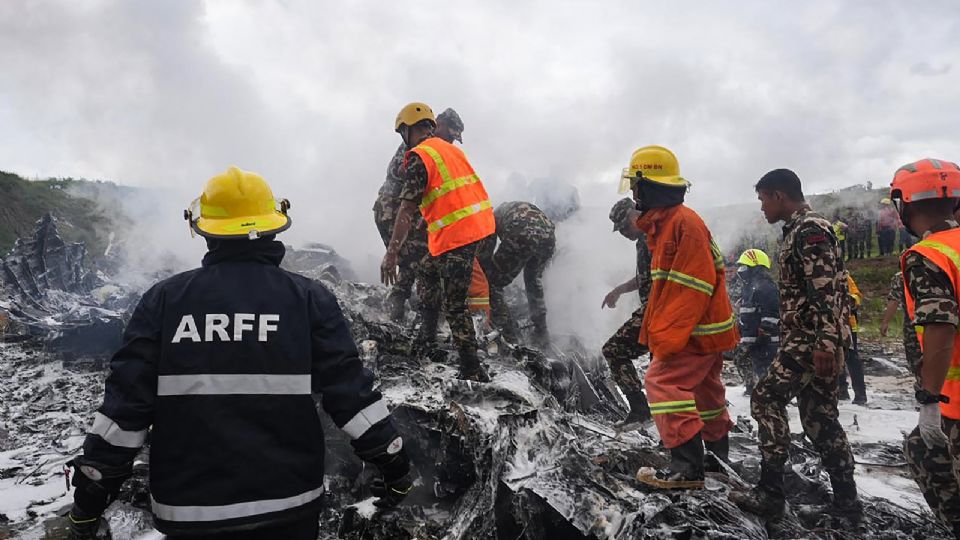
[805,234,828,245]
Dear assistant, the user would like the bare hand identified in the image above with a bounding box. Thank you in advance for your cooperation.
[602,288,621,309]
[880,320,889,337]
[813,349,838,378]
[381,251,399,286]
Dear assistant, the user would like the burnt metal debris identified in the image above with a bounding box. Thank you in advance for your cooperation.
[0,223,952,539]
[0,214,134,355]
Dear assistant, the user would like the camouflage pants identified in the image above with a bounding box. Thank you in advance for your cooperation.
[735,343,777,393]
[417,240,481,351]
[751,351,856,483]
[374,197,429,308]
[904,418,960,529]
[601,306,648,395]
[477,232,555,333]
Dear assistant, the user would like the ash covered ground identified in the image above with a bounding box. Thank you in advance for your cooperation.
[0,217,952,539]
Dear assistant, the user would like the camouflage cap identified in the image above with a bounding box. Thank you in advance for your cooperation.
[437,108,464,142]
[609,198,635,232]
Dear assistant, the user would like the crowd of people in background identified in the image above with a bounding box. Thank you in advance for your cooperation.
[832,198,916,260]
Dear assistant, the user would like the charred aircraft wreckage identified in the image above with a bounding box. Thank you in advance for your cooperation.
[0,215,952,539]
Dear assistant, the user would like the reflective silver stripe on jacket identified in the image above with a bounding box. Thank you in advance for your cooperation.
[90,412,148,448]
[739,307,757,313]
[740,336,780,344]
[151,485,324,522]
[157,374,311,396]
[341,400,390,439]
[761,317,780,326]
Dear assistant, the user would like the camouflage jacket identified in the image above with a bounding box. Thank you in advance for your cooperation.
[778,206,852,356]
[886,271,913,326]
[903,222,960,329]
[636,234,652,302]
[494,201,555,243]
[377,143,407,200]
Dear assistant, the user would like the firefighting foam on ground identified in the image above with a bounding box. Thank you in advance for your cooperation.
[3,3,960,539]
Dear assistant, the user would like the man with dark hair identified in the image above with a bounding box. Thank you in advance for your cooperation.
[601,197,653,430]
[730,169,861,525]
[66,168,411,540]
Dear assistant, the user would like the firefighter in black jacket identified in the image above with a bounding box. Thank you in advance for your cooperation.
[66,167,412,539]
[734,249,780,396]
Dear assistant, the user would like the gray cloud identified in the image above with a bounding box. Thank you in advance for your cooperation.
[1,0,958,308]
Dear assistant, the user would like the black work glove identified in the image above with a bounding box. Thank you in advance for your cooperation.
[68,457,132,529]
[755,332,771,347]
[67,506,102,539]
[355,436,413,508]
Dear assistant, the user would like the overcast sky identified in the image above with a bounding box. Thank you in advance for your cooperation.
[1,1,959,321]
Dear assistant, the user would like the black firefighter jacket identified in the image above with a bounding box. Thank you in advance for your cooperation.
[82,239,398,535]
[737,272,781,351]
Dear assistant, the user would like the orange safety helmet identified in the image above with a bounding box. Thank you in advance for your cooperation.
[890,158,960,215]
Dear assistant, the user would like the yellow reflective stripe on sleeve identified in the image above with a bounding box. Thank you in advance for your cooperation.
[427,200,493,233]
[710,240,724,270]
[649,399,698,415]
[691,314,737,336]
[420,174,481,210]
[699,407,726,421]
[915,239,960,272]
[467,297,490,305]
[947,366,960,381]
[650,269,715,296]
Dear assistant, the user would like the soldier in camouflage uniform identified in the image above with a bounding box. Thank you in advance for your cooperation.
[889,160,960,536]
[477,201,556,347]
[600,198,653,428]
[373,109,465,321]
[730,169,862,525]
[373,144,429,320]
[382,103,491,382]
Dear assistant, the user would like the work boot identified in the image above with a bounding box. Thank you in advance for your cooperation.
[385,294,406,323]
[704,435,730,473]
[729,463,785,517]
[530,315,550,349]
[457,348,490,383]
[416,309,440,344]
[636,433,705,490]
[830,476,863,527]
[838,386,851,401]
[616,391,653,432]
[852,392,867,406]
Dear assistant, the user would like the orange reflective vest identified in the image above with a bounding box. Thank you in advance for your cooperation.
[637,205,739,357]
[409,137,495,256]
[467,259,491,316]
[902,227,960,420]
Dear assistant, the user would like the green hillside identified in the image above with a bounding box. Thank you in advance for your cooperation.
[0,171,114,257]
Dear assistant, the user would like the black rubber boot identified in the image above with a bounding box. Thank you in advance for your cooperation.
[456,348,490,382]
[704,435,730,472]
[636,433,705,490]
[530,314,550,349]
[729,463,785,516]
[838,385,851,401]
[616,391,652,431]
[831,476,863,527]
[385,294,406,323]
[416,309,440,344]
[852,392,867,405]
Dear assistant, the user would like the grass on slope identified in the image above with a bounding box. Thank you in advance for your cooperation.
[847,255,904,342]
[0,171,113,257]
